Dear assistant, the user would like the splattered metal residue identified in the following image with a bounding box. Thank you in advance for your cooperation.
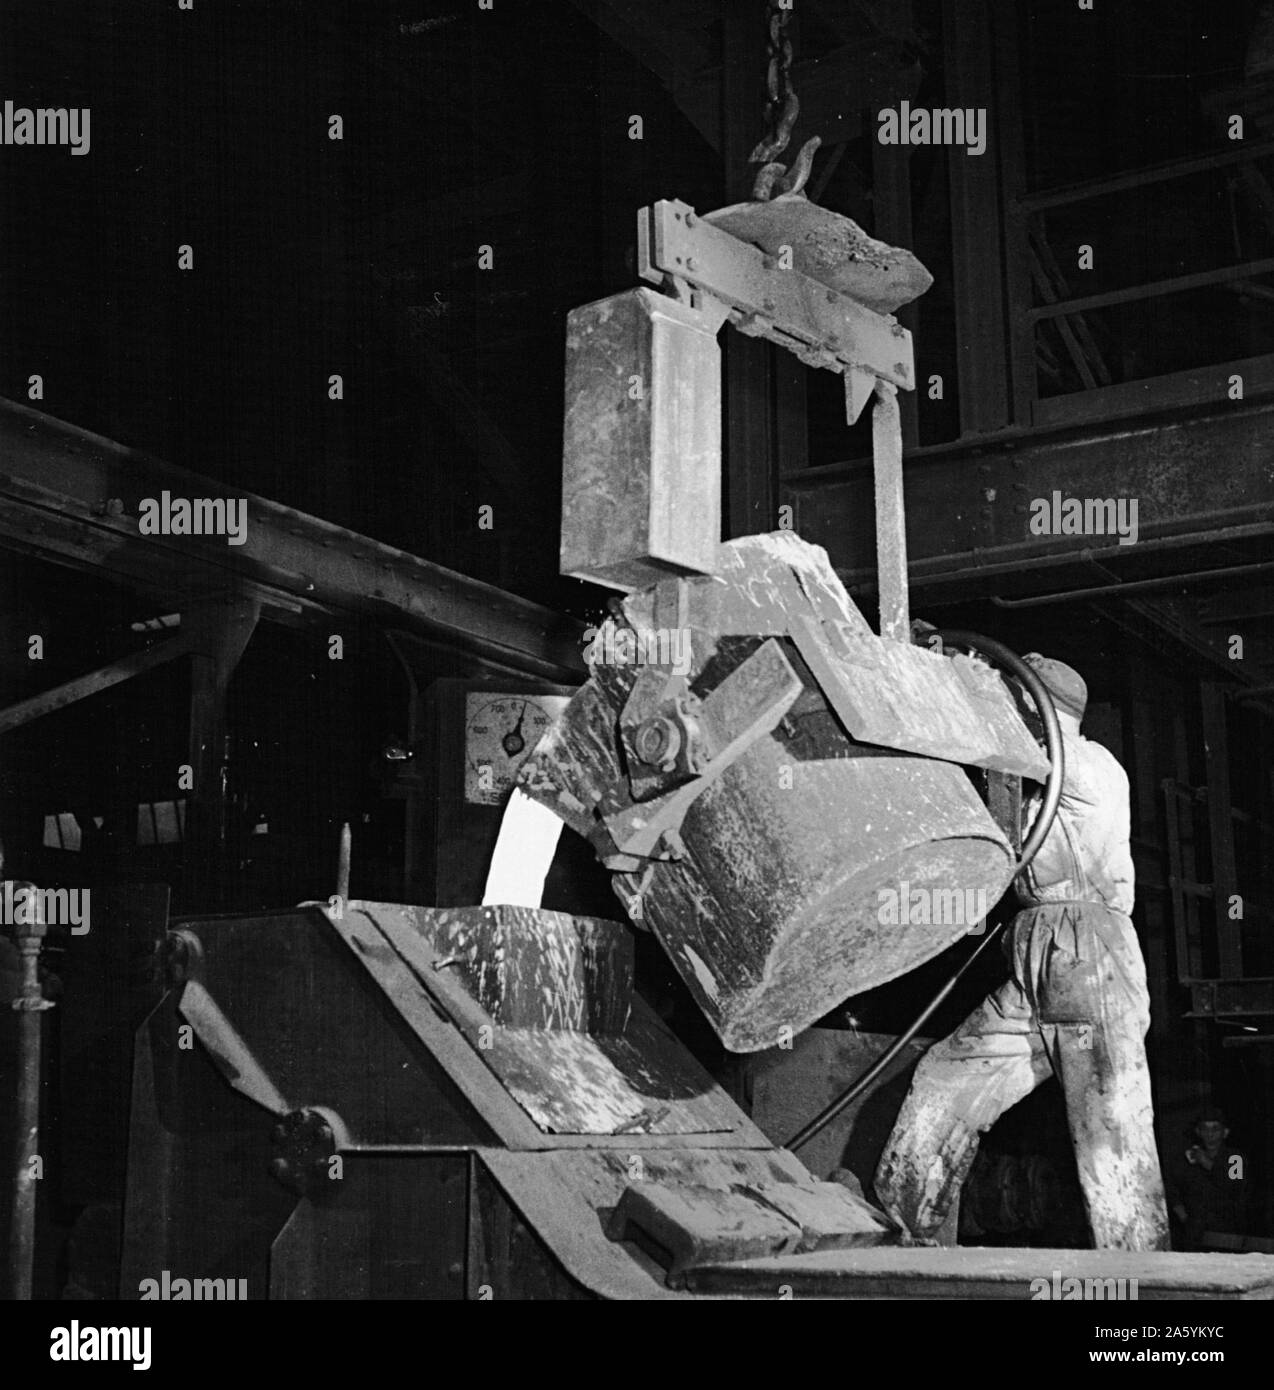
[433,904,630,1034]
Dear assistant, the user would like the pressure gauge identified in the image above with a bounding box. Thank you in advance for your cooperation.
[463,692,569,805]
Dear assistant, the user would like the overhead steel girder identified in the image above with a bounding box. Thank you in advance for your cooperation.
[786,400,1274,599]
[0,398,585,682]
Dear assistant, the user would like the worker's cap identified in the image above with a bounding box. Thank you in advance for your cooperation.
[1022,654,1088,719]
[1195,1107,1227,1125]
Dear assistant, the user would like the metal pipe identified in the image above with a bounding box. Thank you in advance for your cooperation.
[7,909,49,1301]
[989,559,1274,609]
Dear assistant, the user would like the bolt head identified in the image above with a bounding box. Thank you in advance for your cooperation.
[634,720,671,764]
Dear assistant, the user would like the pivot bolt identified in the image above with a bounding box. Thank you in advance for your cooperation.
[634,717,681,767]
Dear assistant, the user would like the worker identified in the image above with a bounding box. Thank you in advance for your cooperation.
[874,655,1169,1251]
[1167,1108,1252,1251]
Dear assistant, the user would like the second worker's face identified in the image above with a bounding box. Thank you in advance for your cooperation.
[1196,1120,1226,1148]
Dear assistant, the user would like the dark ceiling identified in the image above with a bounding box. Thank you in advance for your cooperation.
[0,0,1265,619]
[0,0,728,615]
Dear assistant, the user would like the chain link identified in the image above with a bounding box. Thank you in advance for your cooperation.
[749,1,800,168]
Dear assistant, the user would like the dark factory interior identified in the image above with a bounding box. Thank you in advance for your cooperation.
[2,0,1273,1307]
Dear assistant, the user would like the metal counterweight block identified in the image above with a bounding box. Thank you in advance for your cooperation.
[560,287,721,591]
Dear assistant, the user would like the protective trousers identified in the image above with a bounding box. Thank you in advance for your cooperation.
[874,902,1168,1251]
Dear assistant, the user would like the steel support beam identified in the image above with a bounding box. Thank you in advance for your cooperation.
[1189,978,1274,1018]
[785,400,1274,598]
[1200,683,1243,979]
[1027,257,1274,325]
[0,632,195,735]
[0,398,585,681]
[943,0,1010,435]
[183,599,261,907]
[1019,135,1274,214]
[992,1,1036,429]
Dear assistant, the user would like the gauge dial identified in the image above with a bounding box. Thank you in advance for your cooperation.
[463,693,568,805]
